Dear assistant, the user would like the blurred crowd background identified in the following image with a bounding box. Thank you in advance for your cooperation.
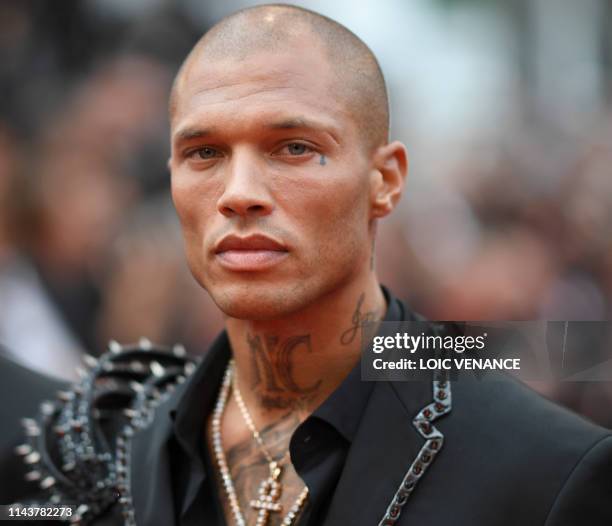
[0,0,611,426]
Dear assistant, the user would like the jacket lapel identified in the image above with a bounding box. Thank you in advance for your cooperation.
[129,332,230,526]
[322,378,436,525]
[130,387,185,526]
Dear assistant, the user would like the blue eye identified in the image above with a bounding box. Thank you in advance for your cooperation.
[195,147,219,159]
[286,143,310,155]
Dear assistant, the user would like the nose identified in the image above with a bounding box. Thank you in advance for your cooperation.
[217,149,273,218]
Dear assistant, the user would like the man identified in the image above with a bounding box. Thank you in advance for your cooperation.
[11,4,612,525]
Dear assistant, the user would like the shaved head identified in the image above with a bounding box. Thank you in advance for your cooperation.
[169,3,408,322]
[169,3,389,151]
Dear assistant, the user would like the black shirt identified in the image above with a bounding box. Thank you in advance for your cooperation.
[169,287,410,525]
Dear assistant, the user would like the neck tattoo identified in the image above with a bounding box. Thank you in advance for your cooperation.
[340,292,380,345]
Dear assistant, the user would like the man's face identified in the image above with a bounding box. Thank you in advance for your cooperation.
[170,44,375,320]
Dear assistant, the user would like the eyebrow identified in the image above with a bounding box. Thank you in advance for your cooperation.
[174,127,216,143]
[266,117,325,131]
[173,117,340,146]
[266,117,340,143]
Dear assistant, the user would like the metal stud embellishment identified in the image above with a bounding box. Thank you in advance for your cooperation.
[377,370,452,525]
[16,339,197,525]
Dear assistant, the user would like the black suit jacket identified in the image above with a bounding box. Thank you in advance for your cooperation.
[108,368,611,525]
[5,321,612,524]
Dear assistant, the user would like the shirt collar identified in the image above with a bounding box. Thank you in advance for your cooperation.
[307,285,411,443]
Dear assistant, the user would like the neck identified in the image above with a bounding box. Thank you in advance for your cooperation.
[225,273,386,424]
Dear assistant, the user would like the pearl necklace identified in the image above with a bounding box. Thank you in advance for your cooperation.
[211,360,309,526]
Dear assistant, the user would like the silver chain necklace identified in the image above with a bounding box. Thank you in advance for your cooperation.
[211,360,309,526]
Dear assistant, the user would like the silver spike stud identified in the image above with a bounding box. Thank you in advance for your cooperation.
[24,426,40,437]
[62,461,76,472]
[24,451,41,464]
[21,418,40,436]
[21,418,37,428]
[24,470,41,481]
[40,401,55,416]
[138,337,152,350]
[109,340,122,354]
[150,361,165,378]
[83,354,99,368]
[173,343,186,357]
[123,409,138,419]
[129,381,144,393]
[57,390,74,402]
[40,476,56,489]
[14,444,32,456]
[75,366,88,379]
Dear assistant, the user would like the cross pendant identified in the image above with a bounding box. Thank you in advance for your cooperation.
[250,462,283,526]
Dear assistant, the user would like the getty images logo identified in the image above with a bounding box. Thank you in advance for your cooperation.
[371,331,488,354]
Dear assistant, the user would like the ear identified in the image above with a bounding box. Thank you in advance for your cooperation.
[369,141,408,219]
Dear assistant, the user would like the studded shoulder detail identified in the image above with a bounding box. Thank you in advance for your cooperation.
[377,370,452,525]
[15,339,197,525]
[377,322,453,526]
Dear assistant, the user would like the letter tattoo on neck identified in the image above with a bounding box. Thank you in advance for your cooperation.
[340,293,380,345]
[247,333,322,409]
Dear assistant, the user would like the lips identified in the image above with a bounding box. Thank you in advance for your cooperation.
[214,234,289,271]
